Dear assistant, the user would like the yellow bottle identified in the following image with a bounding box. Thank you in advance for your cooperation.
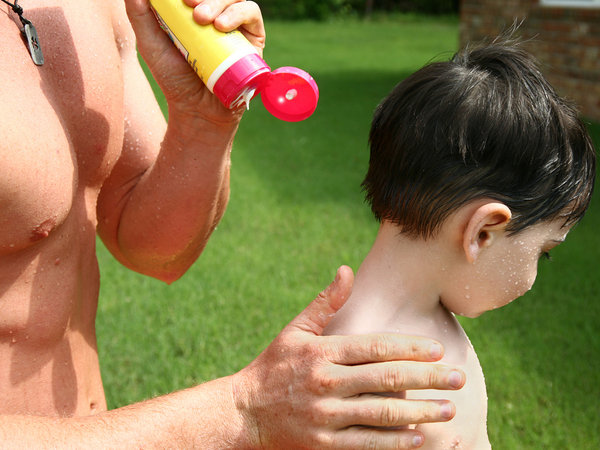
[149,0,319,121]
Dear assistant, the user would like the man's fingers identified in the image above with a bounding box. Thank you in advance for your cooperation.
[341,395,455,427]
[125,0,187,70]
[125,0,164,48]
[312,397,454,447]
[331,426,426,449]
[288,266,354,335]
[213,2,264,35]
[321,361,465,396]
[186,0,244,23]
[326,333,446,365]
[317,396,454,429]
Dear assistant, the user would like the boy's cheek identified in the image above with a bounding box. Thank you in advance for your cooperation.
[496,259,539,308]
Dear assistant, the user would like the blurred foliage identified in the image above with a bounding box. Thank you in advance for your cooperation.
[256,0,460,20]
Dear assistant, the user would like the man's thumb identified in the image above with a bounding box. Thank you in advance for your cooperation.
[289,265,354,335]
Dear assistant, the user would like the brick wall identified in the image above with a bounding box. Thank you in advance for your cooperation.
[460,0,600,122]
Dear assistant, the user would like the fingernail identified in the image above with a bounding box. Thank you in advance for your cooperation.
[412,434,424,447]
[218,12,233,27]
[197,4,212,17]
[440,402,454,420]
[448,370,464,389]
[429,343,443,359]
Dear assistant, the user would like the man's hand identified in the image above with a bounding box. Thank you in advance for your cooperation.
[232,266,465,449]
[186,0,265,55]
[124,0,266,121]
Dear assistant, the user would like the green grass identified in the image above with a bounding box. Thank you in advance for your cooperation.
[96,15,599,448]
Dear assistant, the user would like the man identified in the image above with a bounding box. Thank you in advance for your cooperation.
[0,0,464,447]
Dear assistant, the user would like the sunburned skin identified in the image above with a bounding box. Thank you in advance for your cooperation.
[0,0,243,421]
[0,0,140,416]
[324,204,570,449]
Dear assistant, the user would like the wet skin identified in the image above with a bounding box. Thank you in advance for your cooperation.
[0,1,131,416]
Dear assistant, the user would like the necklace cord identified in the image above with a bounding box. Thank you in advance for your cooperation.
[1,0,21,13]
[1,0,29,26]
[2,0,43,65]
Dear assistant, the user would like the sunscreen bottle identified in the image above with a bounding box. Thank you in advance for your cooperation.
[149,0,319,122]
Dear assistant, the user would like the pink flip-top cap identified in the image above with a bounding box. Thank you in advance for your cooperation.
[213,53,271,108]
[260,67,319,122]
[213,54,319,121]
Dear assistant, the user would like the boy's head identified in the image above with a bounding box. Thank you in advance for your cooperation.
[362,38,596,317]
[362,39,596,240]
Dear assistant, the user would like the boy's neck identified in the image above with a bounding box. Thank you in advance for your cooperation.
[338,221,452,333]
[325,220,470,364]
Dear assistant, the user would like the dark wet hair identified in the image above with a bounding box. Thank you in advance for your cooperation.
[362,39,596,238]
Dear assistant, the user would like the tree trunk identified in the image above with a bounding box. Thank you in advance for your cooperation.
[365,0,374,18]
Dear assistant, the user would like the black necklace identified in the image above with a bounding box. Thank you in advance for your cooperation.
[2,0,44,65]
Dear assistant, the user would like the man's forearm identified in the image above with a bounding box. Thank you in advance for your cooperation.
[0,376,249,449]
[104,113,239,283]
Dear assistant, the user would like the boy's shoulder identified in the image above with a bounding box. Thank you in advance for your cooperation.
[408,318,491,449]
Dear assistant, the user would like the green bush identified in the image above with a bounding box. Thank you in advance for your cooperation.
[256,0,459,20]
[257,0,347,20]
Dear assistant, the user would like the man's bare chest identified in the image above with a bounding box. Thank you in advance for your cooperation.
[0,0,125,252]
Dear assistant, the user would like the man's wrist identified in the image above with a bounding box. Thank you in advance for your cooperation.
[228,371,262,449]
[167,95,245,129]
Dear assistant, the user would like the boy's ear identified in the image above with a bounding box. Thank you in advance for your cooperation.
[463,202,512,263]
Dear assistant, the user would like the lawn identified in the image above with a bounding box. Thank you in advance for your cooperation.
[96,15,600,449]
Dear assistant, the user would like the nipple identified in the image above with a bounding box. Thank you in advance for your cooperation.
[30,218,57,242]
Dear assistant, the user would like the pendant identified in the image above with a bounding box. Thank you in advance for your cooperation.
[22,20,44,66]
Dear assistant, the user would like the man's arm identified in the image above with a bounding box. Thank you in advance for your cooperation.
[0,266,463,449]
[0,377,243,449]
[97,0,263,283]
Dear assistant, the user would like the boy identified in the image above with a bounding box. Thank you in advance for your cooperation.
[324,39,596,449]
